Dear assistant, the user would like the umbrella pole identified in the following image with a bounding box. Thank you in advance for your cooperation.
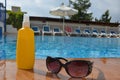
[63,16,65,33]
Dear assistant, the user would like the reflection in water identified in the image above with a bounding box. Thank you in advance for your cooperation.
[0,36,2,41]
[1,35,120,59]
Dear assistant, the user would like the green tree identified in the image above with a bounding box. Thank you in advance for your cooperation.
[95,10,112,23]
[69,0,93,21]
[7,10,23,30]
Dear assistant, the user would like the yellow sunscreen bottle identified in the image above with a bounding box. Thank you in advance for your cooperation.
[16,14,35,69]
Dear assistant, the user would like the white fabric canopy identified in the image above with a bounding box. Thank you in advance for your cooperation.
[50,3,78,32]
[50,4,78,16]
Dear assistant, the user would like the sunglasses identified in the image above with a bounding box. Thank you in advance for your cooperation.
[46,56,93,78]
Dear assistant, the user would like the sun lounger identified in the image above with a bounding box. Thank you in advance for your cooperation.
[65,26,72,36]
[42,25,52,35]
[92,29,99,37]
[109,31,118,38]
[82,29,91,37]
[71,28,81,36]
[31,26,40,34]
[53,27,63,35]
[99,30,107,37]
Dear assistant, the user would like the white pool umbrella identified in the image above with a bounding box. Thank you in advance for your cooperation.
[50,3,78,32]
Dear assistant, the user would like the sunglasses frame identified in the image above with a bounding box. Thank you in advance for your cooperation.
[46,56,93,78]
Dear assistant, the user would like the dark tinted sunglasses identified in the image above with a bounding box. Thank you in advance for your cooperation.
[46,56,93,78]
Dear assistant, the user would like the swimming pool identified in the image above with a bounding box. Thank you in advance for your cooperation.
[0,35,120,59]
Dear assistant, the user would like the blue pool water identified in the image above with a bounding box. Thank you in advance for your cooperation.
[0,35,120,59]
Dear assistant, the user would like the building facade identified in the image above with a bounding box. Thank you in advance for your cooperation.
[0,3,5,35]
[30,16,120,35]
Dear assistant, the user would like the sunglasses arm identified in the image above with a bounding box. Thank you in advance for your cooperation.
[55,57,68,62]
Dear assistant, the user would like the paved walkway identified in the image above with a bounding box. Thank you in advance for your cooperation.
[0,58,120,80]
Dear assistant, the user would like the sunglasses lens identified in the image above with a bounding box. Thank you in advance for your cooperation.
[67,61,89,78]
[47,60,61,73]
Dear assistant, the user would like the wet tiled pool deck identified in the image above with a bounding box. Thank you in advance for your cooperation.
[0,58,120,80]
